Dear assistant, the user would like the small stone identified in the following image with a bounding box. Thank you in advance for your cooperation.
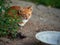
[16,32,26,39]
[0,42,4,45]
[0,38,11,44]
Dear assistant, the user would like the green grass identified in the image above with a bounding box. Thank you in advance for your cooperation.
[25,0,60,8]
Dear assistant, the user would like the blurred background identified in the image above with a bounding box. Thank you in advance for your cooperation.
[24,0,60,8]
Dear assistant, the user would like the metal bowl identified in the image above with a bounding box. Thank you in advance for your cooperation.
[35,31,60,45]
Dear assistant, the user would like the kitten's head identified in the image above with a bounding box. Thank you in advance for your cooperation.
[19,6,33,19]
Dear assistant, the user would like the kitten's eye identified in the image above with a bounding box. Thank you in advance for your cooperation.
[19,10,22,13]
[17,10,22,14]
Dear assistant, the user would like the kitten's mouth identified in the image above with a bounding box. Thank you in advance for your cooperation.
[18,19,28,26]
[18,15,31,26]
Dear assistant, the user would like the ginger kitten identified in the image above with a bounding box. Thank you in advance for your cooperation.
[8,6,33,26]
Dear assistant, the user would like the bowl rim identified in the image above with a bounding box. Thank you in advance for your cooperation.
[35,31,60,44]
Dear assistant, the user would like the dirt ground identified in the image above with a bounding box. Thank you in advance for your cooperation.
[0,0,60,45]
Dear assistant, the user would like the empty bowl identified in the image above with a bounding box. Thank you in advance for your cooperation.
[35,31,60,45]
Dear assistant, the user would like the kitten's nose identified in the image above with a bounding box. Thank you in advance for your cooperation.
[26,17,28,19]
[22,14,27,19]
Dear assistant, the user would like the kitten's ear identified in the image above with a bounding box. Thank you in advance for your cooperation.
[27,6,33,10]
